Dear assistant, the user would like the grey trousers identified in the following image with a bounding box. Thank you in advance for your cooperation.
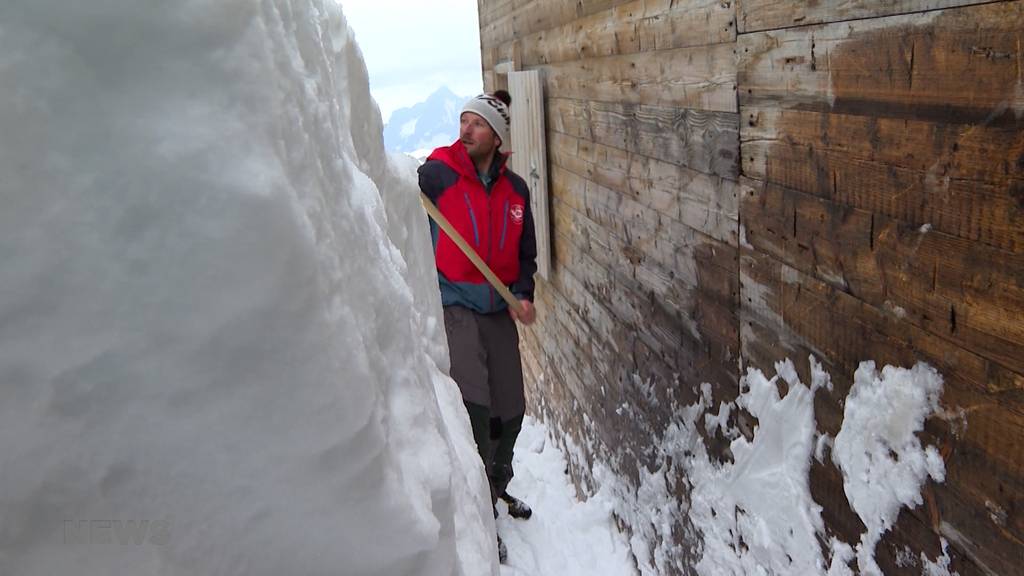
[443,305,526,505]
[443,305,526,421]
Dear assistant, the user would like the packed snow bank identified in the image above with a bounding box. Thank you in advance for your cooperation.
[0,1,496,575]
[553,358,952,576]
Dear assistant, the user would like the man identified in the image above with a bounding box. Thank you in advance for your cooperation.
[417,90,536,563]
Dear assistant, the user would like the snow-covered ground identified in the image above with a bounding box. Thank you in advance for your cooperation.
[497,417,637,576]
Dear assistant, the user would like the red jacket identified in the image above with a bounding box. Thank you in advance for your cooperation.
[418,141,537,313]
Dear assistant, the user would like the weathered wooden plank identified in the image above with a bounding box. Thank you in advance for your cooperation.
[740,250,1024,575]
[743,107,1024,188]
[551,232,738,410]
[493,0,736,69]
[523,284,634,453]
[482,1,1024,573]
[737,0,997,33]
[548,124,739,245]
[508,70,552,279]
[741,107,1024,252]
[521,275,688,481]
[741,176,1024,380]
[739,250,1024,419]
[538,42,738,112]
[741,140,1024,253]
[551,194,739,375]
[549,97,739,178]
[480,0,634,54]
[478,0,515,26]
[737,2,1024,120]
[542,225,698,419]
[552,154,738,295]
[585,176,736,292]
[549,133,739,278]
[550,149,740,365]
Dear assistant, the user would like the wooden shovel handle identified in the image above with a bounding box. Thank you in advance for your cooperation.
[420,192,525,316]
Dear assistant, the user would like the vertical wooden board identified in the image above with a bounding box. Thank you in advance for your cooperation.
[737,0,998,33]
[509,70,552,279]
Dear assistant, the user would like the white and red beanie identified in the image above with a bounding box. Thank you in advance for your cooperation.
[461,91,511,147]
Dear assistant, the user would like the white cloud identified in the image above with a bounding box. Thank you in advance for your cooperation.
[338,0,482,121]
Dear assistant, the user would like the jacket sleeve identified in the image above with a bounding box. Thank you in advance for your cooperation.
[511,182,538,302]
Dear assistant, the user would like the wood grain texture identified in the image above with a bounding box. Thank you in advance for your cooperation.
[549,97,739,179]
[480,0,633,53]
[538,42,738,112]
[741,107,1024,252]
[548,128,740,245]
[738,4,1024,253]
[737,0,997,33]
[484,0,736,69]
[741,177,1024,378]
[738,2,1024,118]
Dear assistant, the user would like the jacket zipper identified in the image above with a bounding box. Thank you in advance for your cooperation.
[487,186,494,310]
[498,199,510,251]
[463,192,480,246]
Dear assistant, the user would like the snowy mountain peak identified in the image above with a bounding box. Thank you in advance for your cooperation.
[383,86,469,157]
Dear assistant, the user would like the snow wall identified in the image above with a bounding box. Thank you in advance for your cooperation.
[0,1,498,575]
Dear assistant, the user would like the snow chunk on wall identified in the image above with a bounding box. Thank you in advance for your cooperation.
[833,362,946,575]
[0,1,495,575]
[690,359,832,575]
[558,357,950,576]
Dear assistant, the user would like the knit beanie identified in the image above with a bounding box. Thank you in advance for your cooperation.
[461,90,511,148]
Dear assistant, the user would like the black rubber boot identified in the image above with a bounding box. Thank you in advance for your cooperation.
[500,492,533,520]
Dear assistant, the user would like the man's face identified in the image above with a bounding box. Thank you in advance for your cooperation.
[460,112,499,163]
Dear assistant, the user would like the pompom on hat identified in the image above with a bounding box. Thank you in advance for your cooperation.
[461,90,511,148]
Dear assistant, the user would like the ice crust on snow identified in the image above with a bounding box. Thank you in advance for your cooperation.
[548,357,952,576]
[0,1,496,575]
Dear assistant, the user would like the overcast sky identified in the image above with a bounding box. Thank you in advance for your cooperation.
[338,0,483,122]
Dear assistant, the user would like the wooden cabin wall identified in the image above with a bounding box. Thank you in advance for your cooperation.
[477,1,1023,574]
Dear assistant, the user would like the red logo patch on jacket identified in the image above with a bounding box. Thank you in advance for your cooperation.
[510,204,525,225]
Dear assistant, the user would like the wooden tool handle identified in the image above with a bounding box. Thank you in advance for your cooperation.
[420,192,525,316]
